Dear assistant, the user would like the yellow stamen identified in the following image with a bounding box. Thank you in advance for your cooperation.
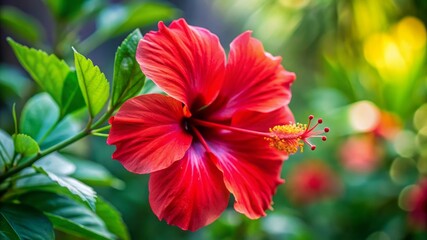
[265,123,307,154]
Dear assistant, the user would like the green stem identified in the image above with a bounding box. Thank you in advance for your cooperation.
[92,125,111,133]
[85,115,94,132]
[91,133,109,138]
[92,106,114,129]
[0,129,88,183]
[0,104,115,184]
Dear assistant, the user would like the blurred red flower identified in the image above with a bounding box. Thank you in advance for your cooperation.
[407,179,427,230]
[339,134,383,173]
[285,160,341,205]
[106,18,326,231]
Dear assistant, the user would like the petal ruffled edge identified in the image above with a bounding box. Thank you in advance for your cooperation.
[136,18,226,110]
[207,31,295,119]
[107,94,192,174]
[149,142,229,231]
[210,140,284,219]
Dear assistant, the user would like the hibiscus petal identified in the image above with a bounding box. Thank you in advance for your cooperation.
[208,110,287,219]
[136,18,226,110]
[210,31,295,119]
[107,94,192,174]
[231,106,295,132]
[149,142,229,231]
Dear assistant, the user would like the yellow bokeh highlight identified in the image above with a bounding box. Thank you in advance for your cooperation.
[394,17,426,52]
[363,17,426,82]
[383,39,407,73]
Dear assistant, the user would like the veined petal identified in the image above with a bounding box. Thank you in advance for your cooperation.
[209,110,287,219]
[209,31,295,119]
[137,18,226,110]
[211,139,284,219]
[107,94,192,174]
[232,106,295,132]
[149,142,229,231]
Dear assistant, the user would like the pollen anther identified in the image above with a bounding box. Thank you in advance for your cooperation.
[265,115,329,154]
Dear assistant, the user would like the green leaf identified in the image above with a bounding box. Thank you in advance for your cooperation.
[80,2,176,52]
[19,192,113,240]
[73,49,110,117]
[60,70,86,117]
[14,172,53,189]
[64,154,124,188]
[41,115,81,149]
[20,93,59,143]
[12,154,75,191]
[0,203,54,240]
[0,6,44,44]
[37,153,76,175]
[13,134,39,156]
[43,0,87,21]
[111,29,145,109]
[17,152,76,180]
[7,40,86,117]
[97,2,178,38]
[0,130,14,169]
[0,64,31,98]
[7,38,70,106]
[19,93,81,149]
[34,166,97,210]
[12,177,95,213]
[14,154,77,191]
[96,197,130,240]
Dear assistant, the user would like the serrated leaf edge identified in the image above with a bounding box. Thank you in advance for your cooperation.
[34,166,97,211]
[73,48,110,117]
[7,38,70,106]
[13,133,40,155]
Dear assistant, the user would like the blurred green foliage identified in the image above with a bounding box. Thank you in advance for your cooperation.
[0,0,176,239]
[1,0,426,239]
[211,0,427,239]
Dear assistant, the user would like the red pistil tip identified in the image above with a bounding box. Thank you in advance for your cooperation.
[265,115,329,155]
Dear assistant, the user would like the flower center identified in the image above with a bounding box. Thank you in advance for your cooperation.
[190,115,329,155]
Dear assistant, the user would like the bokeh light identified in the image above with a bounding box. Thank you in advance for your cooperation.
[1,0,426,239]
[348,101,380,132]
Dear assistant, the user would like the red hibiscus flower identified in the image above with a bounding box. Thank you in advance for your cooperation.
[285,160,342,205]
[107,19,328,231]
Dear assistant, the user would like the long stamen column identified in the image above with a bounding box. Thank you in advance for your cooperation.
[191,115,329,155]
